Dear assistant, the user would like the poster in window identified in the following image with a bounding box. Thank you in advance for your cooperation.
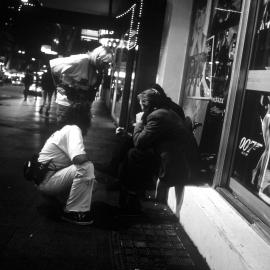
[182,0,212,147]
[184,0,212,100]
[232,90,270,205]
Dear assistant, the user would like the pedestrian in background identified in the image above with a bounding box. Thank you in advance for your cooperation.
[23,68,33,101]
[39,66,56,116]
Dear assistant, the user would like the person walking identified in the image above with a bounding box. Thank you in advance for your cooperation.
[23,68,33,101]
[39,66,56,116]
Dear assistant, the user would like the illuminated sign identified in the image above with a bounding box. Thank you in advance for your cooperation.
[81,29,99,41]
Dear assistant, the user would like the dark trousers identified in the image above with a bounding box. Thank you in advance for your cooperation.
[119,147,160,192]
[24,84,30,100]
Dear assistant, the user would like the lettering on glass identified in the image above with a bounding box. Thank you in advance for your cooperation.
[238,137,263,156]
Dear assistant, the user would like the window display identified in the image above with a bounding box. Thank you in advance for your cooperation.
[232,0,270,205]
[199,0,241,170]
[182,0,243,179]
[110,45,128,123]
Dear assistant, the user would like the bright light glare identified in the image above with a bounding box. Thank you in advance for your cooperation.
[41,45,58,55]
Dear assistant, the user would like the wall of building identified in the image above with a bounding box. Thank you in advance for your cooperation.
[156,0,193,103]
[160,2,270,270]
[168,186,270,270]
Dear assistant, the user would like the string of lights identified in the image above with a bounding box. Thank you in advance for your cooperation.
[115,0,144,50]
[133,0,144,50]
[127,5,135,49]
[116,3,136,19]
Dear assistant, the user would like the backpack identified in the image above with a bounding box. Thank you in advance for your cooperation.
[23,154,53,185]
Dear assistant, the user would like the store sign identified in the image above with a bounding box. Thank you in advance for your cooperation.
[98,29,114,38]
[81,29,98,41]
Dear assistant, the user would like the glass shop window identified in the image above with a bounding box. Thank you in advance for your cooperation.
[231,0,270,209]
[182,0,243,182]
[110,47,128,124]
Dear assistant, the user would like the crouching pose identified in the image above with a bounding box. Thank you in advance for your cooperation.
[119,88,199,214]
[37,103,95,225]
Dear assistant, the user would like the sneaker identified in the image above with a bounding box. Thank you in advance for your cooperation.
[61,211,94,225]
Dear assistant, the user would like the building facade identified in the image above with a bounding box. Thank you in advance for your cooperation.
[86,0,270,267]
[157,1,270,269]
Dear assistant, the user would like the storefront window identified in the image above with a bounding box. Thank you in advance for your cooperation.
[182,0,243,180]
[111,47,128,123]
[232,0,270,205]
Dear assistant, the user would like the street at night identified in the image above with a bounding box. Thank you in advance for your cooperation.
[0,84,209,270]
[1,0,270,269]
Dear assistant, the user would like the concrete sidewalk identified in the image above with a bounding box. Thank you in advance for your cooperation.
[0,90,209,270]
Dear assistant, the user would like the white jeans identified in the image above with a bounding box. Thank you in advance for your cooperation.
[38,161,95,212]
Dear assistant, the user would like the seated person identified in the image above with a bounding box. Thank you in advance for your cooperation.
[97,83,187,179]
[37,103,95,225]
[118,88,199,213]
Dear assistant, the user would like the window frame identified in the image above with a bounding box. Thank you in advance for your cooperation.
[213,0,270,238]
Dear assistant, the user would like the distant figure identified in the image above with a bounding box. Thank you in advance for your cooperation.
[39,66,56,116]
[50,46,113,126]
[23,69,33,101]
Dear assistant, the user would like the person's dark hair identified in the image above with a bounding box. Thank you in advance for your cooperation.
[63,103,91,135]
[138,88,167,113]
[150,83,167,98]
[141,83,186,121]
[138,88,169,124]
[138,83,170,111]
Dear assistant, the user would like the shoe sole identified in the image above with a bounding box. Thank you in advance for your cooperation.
[61,216,94,225]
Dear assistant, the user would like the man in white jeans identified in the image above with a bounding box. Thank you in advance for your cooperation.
[37,103,95,225]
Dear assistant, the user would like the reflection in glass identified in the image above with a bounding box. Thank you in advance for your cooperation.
[232,0,270,205]
[232,92,270,205]
[182,0,243,180]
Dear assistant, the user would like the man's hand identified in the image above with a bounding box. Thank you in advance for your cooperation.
[136,112,144,123]
[73,154,89,165]
[115,127,126,136]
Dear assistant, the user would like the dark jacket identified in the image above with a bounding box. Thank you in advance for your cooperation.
[133,108,199,186]
[23,72,33,86]
[41,72,55,93]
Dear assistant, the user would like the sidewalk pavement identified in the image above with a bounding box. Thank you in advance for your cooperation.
[0,91,209,270]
